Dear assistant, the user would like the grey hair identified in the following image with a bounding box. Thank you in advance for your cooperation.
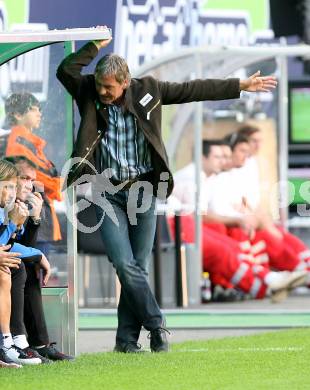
[95,54,131,85]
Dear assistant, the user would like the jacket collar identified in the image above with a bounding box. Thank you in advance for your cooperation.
[122,81,138,116]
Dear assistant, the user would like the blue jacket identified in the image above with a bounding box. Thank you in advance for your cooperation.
[0,208,42,259]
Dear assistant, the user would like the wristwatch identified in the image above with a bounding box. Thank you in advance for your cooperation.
[31,217,41,225]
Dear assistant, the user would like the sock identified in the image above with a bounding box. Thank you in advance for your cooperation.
[264,271,285,286]
[12,334,29,349]
[3,333,13,349]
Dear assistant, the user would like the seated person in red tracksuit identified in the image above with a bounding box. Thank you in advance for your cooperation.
[207,133,310,285]
[169,140,308,303]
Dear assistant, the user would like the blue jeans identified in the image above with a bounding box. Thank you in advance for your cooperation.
[95,188,163,345]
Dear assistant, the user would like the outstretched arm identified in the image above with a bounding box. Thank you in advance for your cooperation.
[159,78,241,105]
[159,70,276,105]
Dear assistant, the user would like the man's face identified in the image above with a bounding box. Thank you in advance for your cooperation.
[95,74,127,104]
[0,177,17,208]
[232,142,250,168]
[248,131,262,155]
[15,105,42,130]
[221,145,233,171]
[202,145,223,175]
[16,162,36,201]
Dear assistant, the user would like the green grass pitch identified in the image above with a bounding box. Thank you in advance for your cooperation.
[2,328,310,390]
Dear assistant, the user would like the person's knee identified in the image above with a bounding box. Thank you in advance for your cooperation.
[25,263,40,286]
[0,269,11,291]
[116,262,139,284]
[116,261,130,275]
[11,261,27,286]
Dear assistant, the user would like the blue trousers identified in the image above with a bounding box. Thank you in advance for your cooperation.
[95,188,163,344]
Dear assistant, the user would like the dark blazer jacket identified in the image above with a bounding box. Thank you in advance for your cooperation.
[57,42,240,198]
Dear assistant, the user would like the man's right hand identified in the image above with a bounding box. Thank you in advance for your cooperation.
[92,25,112,50]
[239,214,259,239]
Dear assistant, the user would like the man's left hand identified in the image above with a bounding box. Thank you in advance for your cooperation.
[240,71,277,92]
[35,254,51,286]
[27,192,43,219]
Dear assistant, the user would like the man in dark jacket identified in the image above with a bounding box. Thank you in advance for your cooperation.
[6,155,73,361]
[57,36,277,353]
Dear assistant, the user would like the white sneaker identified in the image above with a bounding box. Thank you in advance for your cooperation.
[0,348,22,368]
[2,346,41,365]
[270,271,308,303]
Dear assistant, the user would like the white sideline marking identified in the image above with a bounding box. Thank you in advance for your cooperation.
[176,347,304,353]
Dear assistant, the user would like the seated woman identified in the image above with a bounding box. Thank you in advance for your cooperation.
[0,245,22,368]
[0,247,43,366]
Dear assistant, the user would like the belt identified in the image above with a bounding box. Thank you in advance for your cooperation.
[109,171,154,191]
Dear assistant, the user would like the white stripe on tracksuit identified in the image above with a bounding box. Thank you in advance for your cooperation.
[252,253,269,264]
[252,264,265,274]
[249,277,263,298]
[251,240,266,255]
[230,262,249,285]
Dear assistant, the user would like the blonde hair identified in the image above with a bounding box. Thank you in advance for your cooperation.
[0,159,18,181]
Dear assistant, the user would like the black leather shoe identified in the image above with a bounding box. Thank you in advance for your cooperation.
[113,342,147,353]
[22,347,52,364]
[149,327,170,352]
